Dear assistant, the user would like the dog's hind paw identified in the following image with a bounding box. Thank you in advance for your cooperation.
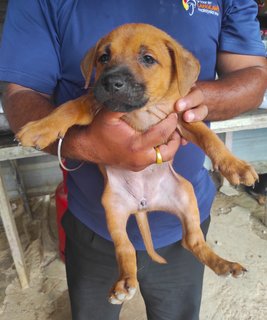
[214,261,247,278]
[109,277,138,304]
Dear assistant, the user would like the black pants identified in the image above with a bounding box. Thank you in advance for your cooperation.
[62,210,210,320]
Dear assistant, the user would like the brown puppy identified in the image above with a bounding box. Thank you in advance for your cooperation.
[17,23,258,304]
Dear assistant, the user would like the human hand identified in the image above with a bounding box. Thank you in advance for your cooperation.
[83,110,181,171]
[175,85,208,122]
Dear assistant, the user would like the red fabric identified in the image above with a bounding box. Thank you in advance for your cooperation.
[55,168,68,261]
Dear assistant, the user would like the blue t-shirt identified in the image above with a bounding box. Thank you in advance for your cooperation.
[0,0,265,249]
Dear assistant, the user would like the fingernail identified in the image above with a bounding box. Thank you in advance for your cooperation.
[177,100,187,111]
[186,112,194,122]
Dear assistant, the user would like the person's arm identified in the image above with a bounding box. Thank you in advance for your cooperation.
[176,54,267,122]
[3,83,180,171]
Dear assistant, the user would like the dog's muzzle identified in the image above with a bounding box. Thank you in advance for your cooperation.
[93,66,148,112]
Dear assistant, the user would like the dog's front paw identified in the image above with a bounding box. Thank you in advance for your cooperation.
[215,156,258,186]
[16,119,67,150]
[109,276,138,304]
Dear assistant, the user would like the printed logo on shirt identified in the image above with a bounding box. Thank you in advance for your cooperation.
[182,0,220,16]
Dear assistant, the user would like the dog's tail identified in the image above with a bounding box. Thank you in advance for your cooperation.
[135,211,167,264]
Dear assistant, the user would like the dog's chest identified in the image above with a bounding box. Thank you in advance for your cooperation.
[121,101,175,132]
[104,162,185,213]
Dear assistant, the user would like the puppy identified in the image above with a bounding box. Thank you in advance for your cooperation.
[245,173,267,205]
[17,23,258,304]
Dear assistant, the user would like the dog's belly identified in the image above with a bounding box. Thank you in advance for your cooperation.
[105,162,189,214]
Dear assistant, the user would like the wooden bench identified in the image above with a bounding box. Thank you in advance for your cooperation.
[0,133,44,289]
[210,108,267,169]
[210,108,267,225]
[211,108,267,137]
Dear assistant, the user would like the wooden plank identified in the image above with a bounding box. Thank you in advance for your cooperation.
[0,172,29,289]
[222,132,233,187]
[211,109,267,133]
[10,160,32,219]
[264,199,267,227]
[0,145,44,161]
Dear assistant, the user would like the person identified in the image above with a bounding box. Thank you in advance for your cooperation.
[0,1,266,319]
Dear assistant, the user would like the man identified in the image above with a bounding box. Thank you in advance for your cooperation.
[0,1,266,319]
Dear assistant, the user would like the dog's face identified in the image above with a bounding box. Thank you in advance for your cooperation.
[81,24,200,113]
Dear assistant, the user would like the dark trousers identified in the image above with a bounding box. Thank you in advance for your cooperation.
[62,210,210,320]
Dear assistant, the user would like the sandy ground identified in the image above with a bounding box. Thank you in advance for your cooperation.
[0,186,266,320]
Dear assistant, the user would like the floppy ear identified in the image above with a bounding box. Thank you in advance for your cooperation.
[166,40,200,97]
[80,41,100,89]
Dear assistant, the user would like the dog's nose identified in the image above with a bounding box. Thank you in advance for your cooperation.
[94,66,148,112]
[102,74,126,93]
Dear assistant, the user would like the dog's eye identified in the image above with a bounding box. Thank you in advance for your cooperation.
[98,53,110,64]
[142,55,157,66]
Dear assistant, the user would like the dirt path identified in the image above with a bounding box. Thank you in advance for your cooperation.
[0,188,266,320]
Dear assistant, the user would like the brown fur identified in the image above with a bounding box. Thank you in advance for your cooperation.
[17,24,258,304]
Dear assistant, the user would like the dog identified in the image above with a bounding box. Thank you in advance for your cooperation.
[245,173,267,205]
[16,23,258,304]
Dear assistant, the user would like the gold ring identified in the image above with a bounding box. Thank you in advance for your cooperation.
[154,147,163,164]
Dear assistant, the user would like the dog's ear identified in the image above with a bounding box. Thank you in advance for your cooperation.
[80,42,100,89]
[166,40,200,97]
